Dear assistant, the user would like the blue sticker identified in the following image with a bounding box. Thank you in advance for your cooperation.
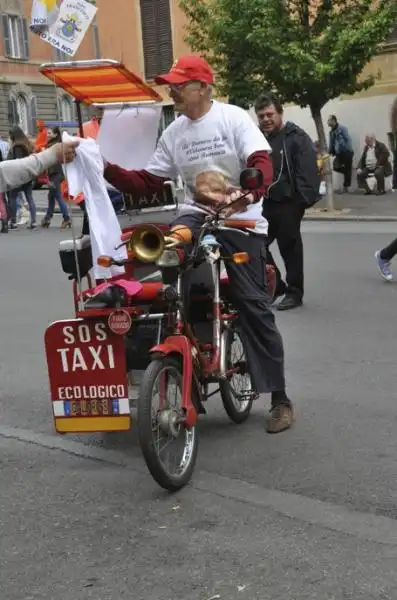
[64,401,71,417]
[112,399,119,415]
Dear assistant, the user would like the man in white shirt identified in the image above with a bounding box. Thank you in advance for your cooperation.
[104,55,294,433]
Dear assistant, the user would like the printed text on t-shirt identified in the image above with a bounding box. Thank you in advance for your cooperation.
[182,135,228,162]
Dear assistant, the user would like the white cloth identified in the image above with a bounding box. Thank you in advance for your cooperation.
[98,106,162,170]
[62,132,127,280]
[146,101,271,235]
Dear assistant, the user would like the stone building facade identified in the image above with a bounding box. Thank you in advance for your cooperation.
[0,0,190,139]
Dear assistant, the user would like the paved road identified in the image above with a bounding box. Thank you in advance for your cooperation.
[1,220,397,599]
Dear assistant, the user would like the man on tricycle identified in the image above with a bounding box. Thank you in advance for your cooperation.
[103,55,293,435]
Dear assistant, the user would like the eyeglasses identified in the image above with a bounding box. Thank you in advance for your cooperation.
[168,81,202,92]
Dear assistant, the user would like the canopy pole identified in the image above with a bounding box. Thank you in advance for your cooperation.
[75,100,84,138]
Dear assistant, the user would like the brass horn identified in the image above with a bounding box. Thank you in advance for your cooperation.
[128,224,165,263]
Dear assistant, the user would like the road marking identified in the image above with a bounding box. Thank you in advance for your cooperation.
[1,423,397,547]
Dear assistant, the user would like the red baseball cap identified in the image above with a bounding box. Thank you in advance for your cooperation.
[155,55,214,86]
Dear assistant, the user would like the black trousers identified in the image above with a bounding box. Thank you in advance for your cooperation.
[263,201,305,301]
[333,151,354,188]
[172,212,286,394]
[380,238,397,261]
[357,166,385,192]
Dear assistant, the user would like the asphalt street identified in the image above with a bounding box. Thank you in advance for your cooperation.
[1,219,397,599]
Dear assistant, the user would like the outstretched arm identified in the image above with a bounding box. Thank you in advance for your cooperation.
[103,164,167,199]
[103,135,177,199]
[0,142,78,193]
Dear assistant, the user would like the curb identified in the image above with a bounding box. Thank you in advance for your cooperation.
[41,209,397,223]
[304,214,397,222]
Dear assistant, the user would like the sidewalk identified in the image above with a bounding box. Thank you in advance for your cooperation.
[33,188,397,221]
[306,189,397,221]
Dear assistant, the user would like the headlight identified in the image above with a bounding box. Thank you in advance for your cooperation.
[156,249,182,267]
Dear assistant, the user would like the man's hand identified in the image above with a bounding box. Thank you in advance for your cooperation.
[219,188,254,218]
[53,140,79,164]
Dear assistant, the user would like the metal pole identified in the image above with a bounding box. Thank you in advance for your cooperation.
[75,100,84,138]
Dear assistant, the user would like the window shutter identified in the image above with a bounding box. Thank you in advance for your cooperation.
[56,96,62,119]
[22,18,30,59]
[8,99,18,126]
[140,0,173,80]
[30,96,37,136]
[163,105,175,128]
[2,15,12,58]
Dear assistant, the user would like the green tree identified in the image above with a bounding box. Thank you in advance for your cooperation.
[180,0,397,210]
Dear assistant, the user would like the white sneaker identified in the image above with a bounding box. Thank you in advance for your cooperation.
[17,207,29,226]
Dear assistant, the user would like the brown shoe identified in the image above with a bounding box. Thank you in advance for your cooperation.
[265,403,294,433]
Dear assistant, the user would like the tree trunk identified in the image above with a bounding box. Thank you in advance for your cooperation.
[310,105,334,212]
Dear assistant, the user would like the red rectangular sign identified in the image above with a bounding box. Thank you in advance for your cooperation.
[44,318,128,402]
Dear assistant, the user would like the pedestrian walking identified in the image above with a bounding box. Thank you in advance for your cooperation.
[255,93,319,311]
[7,127,37,230]
[40,127,71,229]
[375,240,397,281]
[327,115,354,192]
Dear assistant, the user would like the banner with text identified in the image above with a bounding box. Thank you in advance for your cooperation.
[38,0,97,57]
[30,0,60,34]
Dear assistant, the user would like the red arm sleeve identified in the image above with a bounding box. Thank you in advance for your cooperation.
[246,150,273,203]
[104,163,167,200]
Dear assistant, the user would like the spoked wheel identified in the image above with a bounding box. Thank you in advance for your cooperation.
[137,356,198,492]
[220,321,256,424]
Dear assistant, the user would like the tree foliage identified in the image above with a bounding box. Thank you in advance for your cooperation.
[179,0,397,112]
[180,0,397,209]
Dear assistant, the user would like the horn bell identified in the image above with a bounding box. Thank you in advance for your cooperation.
[129,224,165,263]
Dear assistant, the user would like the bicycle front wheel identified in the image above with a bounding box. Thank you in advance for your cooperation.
[137,356,198,492]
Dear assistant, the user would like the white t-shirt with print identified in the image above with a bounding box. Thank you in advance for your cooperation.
[146,101,271,235]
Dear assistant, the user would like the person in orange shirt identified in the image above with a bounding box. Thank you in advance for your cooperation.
[82,110,103,140]
[35,120,48,151]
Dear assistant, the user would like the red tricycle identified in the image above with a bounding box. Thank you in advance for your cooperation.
[42,59,276,491]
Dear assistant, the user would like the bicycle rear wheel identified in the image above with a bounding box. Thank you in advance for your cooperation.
[220,321,256,424]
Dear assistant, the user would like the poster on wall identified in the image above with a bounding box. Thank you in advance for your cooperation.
[39,0,98,57]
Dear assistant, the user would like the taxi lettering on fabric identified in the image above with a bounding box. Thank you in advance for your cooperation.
[44,319,130,433]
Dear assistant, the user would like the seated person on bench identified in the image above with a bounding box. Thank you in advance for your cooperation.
[357,134,392,196]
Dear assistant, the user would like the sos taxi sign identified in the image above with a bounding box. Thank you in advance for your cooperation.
[44,318,130,433]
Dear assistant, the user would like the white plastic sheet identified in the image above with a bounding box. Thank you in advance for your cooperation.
[98,106,162,170]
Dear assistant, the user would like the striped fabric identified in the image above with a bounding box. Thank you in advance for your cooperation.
[39,63,163,104]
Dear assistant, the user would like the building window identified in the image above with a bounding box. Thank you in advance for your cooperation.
[8,92,36,136]
[140,0,173,80]
[16,95,29,134]
[2,14,29,60]
[59,95,74,122]
[159,105,175,134]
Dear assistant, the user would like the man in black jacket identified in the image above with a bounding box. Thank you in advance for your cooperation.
[255,93,320,310]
